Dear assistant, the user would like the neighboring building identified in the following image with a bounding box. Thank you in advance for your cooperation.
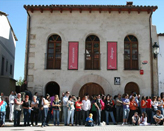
[24,2,159,98]
[158,33,164,96]
[0,11,17,95]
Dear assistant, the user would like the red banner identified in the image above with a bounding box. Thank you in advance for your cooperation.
[68,42,78,70]
[107,42,117,70]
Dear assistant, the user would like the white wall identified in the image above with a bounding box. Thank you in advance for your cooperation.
[0,14,16,78]
[158,35,164,95]
[26,10,158,96]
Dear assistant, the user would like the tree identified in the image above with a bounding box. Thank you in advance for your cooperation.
[16,77,24,86]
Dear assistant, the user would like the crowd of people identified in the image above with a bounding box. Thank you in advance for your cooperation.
[0,90,164,127]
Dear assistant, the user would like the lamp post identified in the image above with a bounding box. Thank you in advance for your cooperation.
[152,42,159,59]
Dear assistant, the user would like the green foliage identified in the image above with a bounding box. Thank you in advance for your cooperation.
[16,77,24,86]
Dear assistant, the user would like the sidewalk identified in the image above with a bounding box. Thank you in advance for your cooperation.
[2,122,164,131]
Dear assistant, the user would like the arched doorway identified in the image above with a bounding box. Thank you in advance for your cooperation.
[124,82,139,95]
[45,81,60,97]
[79,83,104,99]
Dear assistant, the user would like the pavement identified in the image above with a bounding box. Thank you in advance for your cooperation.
[1,122,164,131]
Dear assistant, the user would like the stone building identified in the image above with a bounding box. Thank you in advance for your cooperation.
[24,2,159,98]
[158,33,164,96]
[0,11,17,95]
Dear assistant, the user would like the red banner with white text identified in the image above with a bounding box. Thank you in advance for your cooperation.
[68,42,78,70]
[107,42,117,70]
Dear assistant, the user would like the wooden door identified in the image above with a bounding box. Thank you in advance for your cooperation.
[79,83,104,99]
[124,82,139,95]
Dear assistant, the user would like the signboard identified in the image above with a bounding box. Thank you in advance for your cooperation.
[142,60,148,65]
[107,42,117,70]
[68,42,78,70]
[140,70,144,75]
[114,77,120,85]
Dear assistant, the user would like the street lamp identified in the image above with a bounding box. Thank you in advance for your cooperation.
[152,42,159,59]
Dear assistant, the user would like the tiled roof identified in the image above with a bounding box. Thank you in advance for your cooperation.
[24,4,158,13]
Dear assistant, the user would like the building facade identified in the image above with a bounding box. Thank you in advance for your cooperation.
[0,11,17,95]
[158,33,164,96]
[24,2,159,98]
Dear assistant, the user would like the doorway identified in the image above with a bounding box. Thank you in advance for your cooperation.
[79,83,104,99]
[45,81,60,97]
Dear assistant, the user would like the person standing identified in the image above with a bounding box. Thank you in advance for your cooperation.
[14,93,23,126]
[105,94,117,125]
[115,94,123,123]
[94,94,102,125]
[146,96,152,124]
[9,91,15,122]
[42,94,50,127]
[75,97,83,126]
[22,95,31,126]
[0,97,7,126]
[31,95,39,126]
[141,96,146,114]
[67,96,75,126]
[82,95,91,125]
[52,95,61,126]
[63,91,70,126]
[122,94,130,125]
[157,96,163,115]
[129,96,138,124]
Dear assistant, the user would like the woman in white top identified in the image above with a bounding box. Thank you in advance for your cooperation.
[151,96,158,112]
[140,112,150,126]
[41,94,50,127]
[67,96,75,126]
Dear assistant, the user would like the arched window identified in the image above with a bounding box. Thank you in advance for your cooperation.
[85,35,100,70]
[47,35,61,69]
[124,35,138,70]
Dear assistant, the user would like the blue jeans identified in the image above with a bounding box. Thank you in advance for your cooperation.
[141,108,146,114]
[116,106,123,122]
[63,106,68,125]
[14,110,21,126]
[42,108,48,126]
[53,110,59,125]
[105,111,116,124]
[67,110,74,125]
[23,109,31,126]
[0,111,6,125]
[96,109,101,125]
[123,108,130,119]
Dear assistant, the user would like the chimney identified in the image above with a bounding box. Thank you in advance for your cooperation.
[126,1,133,6]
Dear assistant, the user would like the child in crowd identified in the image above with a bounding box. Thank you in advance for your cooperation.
[140,112,150,126]
[85,113,94,127]
[132,112,140,126]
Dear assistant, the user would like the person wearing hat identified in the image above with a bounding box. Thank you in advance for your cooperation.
[41,94,50,127]
[85,113,94,126]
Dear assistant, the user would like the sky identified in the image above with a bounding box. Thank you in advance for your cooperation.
[0,0,164,81]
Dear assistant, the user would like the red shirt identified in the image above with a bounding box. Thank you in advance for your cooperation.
[75,101,82,111]
[146,99,152,108]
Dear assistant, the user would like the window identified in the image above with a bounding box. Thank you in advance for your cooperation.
[1,57,5,75]
[47,35,61,69]
[124,35,138,70]
[10,64,12,75]
[85,35,100,70]
[6,61,8,72]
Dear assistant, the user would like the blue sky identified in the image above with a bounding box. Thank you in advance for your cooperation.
[0,0,164,81]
